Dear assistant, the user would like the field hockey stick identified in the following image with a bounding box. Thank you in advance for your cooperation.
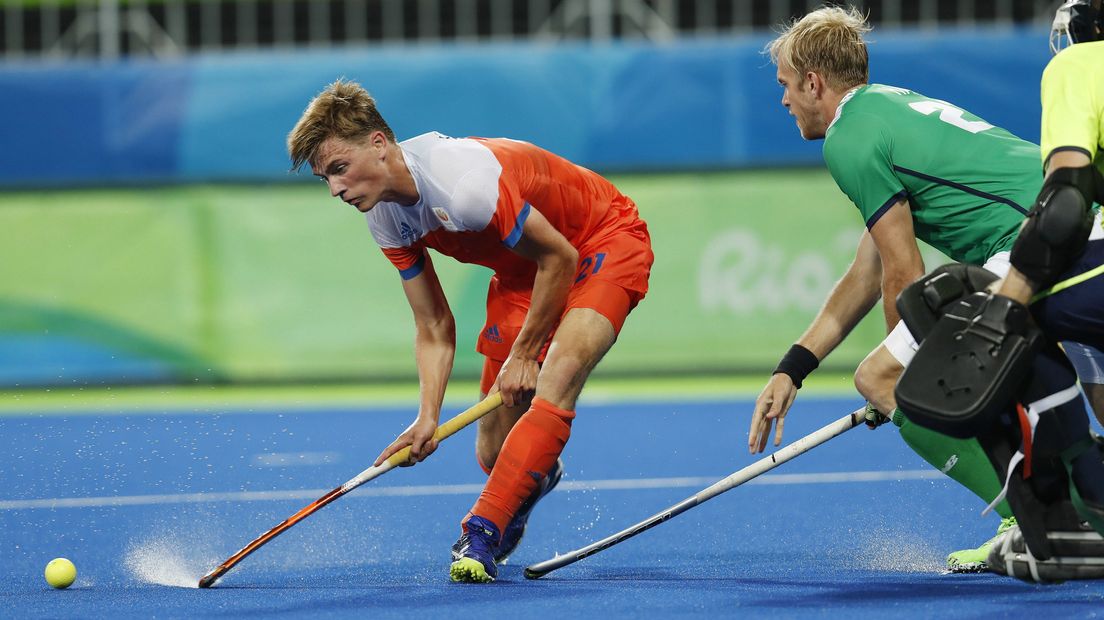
[198,392,503,588]
[523,406,866,579]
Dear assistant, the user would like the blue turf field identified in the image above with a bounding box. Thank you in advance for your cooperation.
[3,396,1104,618]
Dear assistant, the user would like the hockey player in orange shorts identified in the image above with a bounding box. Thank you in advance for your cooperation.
[288,79,653,583]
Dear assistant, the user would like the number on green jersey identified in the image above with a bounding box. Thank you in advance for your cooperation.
[908,100,994,134]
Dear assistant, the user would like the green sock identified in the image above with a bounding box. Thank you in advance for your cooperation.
[893,409,1012,518]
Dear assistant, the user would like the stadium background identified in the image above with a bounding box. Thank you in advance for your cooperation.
[9,3,1104,617]
[0,0,1057,389]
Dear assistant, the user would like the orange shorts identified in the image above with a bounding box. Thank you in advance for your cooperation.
[475,218,653,385]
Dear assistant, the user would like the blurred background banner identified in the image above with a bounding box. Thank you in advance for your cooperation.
[0,0,1059,387]
[0,30,1048,185]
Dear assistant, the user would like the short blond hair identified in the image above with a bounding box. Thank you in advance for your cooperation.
[767,5,871,90]
[287,79,396,171]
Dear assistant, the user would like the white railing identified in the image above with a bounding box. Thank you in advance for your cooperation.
[0,0,1061,60]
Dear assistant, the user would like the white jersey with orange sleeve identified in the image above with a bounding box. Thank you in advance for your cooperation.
[366,132,642,288]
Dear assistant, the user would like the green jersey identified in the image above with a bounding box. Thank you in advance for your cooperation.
[823,84,1040,265]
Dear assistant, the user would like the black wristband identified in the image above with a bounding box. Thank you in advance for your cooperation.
[773,344,819,389]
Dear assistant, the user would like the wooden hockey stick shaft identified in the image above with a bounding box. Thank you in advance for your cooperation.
[198,392,503,588]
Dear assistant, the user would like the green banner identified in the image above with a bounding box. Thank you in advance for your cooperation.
[0,169,950,385]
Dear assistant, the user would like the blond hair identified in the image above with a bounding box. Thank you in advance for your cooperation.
[767,5,871,90]
[287,79,396,171]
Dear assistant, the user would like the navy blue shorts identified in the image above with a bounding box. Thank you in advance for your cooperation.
[1032,239,1104,353]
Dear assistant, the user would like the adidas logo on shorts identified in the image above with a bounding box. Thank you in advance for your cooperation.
[484,324,503,343]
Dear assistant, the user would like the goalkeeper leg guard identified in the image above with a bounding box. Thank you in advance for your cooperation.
[987,503,1104,583]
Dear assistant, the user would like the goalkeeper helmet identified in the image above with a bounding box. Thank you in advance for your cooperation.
[1051,0,1104,54]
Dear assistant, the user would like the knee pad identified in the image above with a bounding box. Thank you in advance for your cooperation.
[1011,165,1102,287]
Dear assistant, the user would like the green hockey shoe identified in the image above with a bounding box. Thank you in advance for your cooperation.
[945,516,1018,573]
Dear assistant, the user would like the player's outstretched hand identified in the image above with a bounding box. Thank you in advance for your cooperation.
[373,417,439,467]
[749,373,798,454]
[496,354,539,408]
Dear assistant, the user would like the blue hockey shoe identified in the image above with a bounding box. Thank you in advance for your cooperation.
[496,458,564,563]
[450,515,500,583]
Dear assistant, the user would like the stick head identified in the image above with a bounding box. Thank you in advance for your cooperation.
[198,569,224,588]
[523,567,547,579]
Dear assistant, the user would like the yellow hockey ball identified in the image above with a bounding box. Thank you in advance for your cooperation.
[44,558,77,589]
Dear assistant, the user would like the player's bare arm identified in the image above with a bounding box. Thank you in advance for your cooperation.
[373,256,456,466]
[495,207,578,408]
[749,230,883,453]
[848,201,921,420]
[867,198,925,332]
[999,149,1094,304]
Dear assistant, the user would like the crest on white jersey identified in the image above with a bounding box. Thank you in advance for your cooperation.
[433,207,459,232]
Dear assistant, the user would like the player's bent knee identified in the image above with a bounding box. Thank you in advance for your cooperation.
[535,355,593,409]
[853,357,875,400]
[854,348,902,411]
[539,310,619,406]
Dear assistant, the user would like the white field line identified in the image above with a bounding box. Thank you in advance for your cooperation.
[0,469,943,511]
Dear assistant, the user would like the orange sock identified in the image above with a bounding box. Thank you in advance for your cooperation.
[465,398,574,536]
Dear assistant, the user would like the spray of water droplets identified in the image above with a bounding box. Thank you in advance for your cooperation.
[854,532,945,573]
[123,535,218,588]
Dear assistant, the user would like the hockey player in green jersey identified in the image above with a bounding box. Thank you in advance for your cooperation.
[748,5,1104,572]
